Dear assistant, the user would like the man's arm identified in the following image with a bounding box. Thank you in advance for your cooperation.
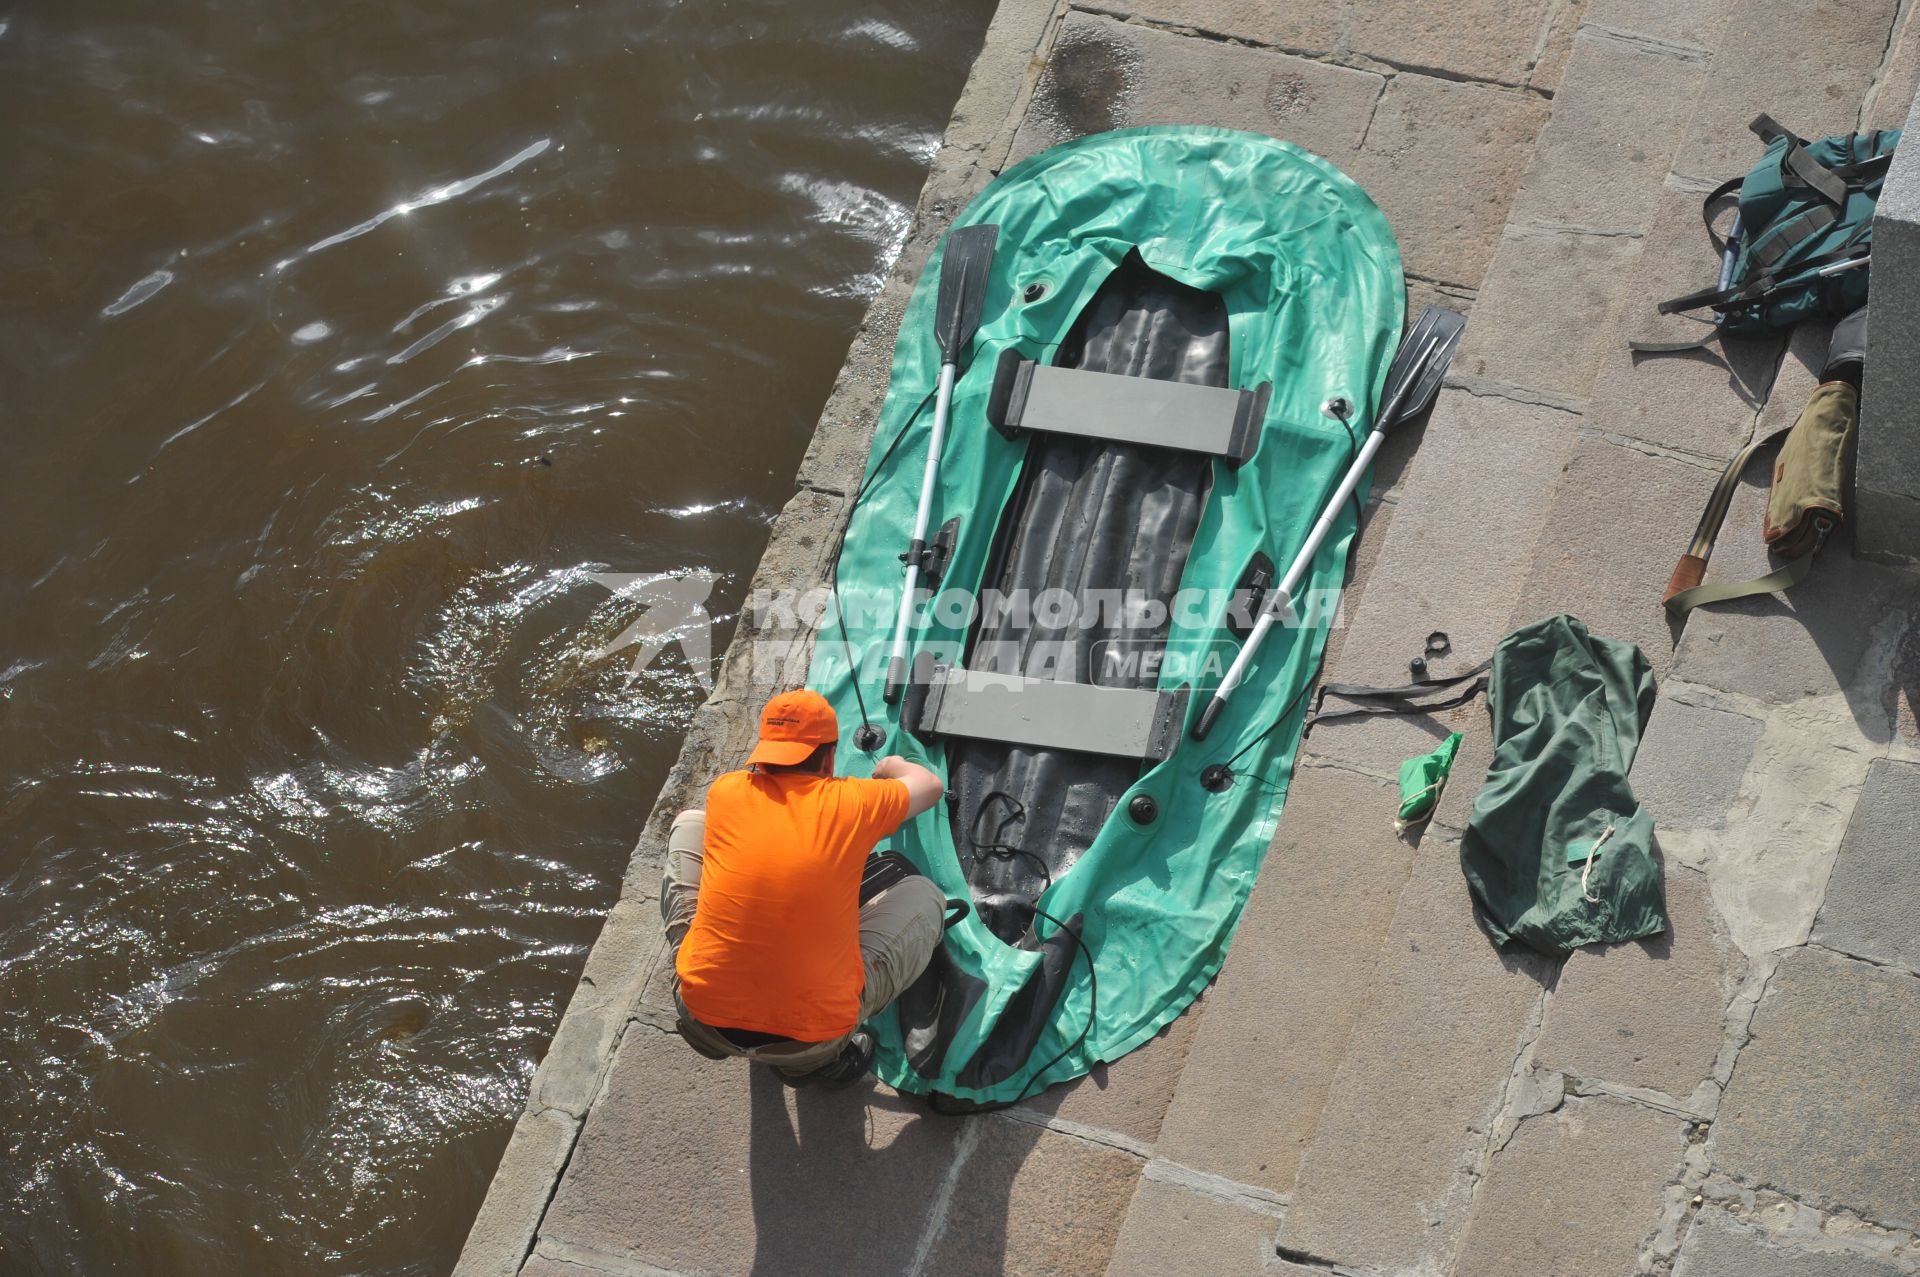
[871,755,943,818]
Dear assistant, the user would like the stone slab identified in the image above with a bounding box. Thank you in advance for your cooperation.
[1430,719,1496,834]
[1277,832,1554,1272]
[1509,29,1709,234]
[1529,0,1588,94]
[1011,998,1201,1147]
[1711,945,1920,1232]
[1582,338,1780,464]
[1584,0,1733,51]
[1346,74,1551,287]
[539,1024,967,1276]
[1674,1205,1914,1277]
[946,0,1074,166]
[1306,387,1581,777]
[1506,435,1712,675]
[1451,227,1645,402]
[1152,765,1420,1195]
[1347,0,1556,86]
[1811,757,1920,975]
[1867,8,1920,129]
[531,895,667,1118]
[1607,192,1749,361]
[452,1107,581,1277]
[1534,863,1744,1100]
[1105,1177,1298,1276]
[919,1118,1143,1277]
[1670,536,1915,712]
[1454,1097,1691,1277]
[1086,0,1343,56]
[1627,695,1765,832]
[1007,13,1383,166]
[1753,321,1835,445]
[1671,0,1899,182]
[1861,93,1920,563]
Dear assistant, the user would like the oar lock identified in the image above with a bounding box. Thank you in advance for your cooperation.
[897,518,960,587]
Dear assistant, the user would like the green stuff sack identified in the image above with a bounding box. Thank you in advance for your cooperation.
[1395,732,1461,831]
[1459,615,1666,956]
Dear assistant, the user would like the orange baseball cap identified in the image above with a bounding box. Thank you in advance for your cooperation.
[746,689,840,766]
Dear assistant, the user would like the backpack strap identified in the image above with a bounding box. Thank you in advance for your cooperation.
[1701,175,1746,254]
[1651,241,1870,318]
[1665,537,1824,613]
[1662,420,1805,614]
[1750,113,1849,206]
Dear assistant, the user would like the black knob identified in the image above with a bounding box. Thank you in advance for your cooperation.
[1128,794,1159,824]
[852,724,886,752]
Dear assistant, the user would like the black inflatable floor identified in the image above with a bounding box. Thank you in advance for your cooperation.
[948,251,1230,944]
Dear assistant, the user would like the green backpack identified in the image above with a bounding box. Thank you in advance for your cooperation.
[1633,114,1898,351]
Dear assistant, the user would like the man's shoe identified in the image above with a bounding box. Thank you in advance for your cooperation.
[775,1031,875,1089]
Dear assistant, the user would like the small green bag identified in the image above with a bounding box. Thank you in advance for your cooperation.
[1396,732,1461,831]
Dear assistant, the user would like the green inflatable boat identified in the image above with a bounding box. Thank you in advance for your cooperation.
[807,126,1411,1109]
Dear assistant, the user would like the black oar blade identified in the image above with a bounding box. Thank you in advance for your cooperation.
[1378,305,1466,430]
[933,223,1000,357]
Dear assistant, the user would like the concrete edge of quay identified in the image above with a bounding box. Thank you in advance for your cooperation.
[450,1,1069,1272]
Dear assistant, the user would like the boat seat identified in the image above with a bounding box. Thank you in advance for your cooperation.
[911,663,1191,763]
[986,348,1268,466]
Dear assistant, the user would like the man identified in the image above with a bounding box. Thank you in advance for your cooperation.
[661,688,947,1084]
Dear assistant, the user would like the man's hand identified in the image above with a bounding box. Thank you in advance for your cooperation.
[873,754,944,818]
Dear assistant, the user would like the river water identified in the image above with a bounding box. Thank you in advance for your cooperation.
[0,2,992,1272]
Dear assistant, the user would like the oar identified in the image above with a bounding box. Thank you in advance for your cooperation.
[883,222,999,704]
[1192,305,1466,741]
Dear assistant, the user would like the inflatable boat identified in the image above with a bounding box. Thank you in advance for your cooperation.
[808,126,1414,1109]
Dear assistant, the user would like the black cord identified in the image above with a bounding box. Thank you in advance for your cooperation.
[1212,674,1317,776]
[964,789,1098,1105]
[1014,904,1096,1105]
[966,791,1054,887]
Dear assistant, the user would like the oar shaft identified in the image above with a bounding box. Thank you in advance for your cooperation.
[1194,425,1384,739]
[884,360,959,701]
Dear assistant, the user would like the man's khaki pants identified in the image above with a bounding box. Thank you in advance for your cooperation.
[660,808,946,1076]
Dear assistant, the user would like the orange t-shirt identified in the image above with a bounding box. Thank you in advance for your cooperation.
[675,769,911,1042]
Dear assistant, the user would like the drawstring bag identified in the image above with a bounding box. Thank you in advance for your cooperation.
[1459,615,1666,955]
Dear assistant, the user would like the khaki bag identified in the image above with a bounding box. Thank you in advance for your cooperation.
[1664,380,1856,613]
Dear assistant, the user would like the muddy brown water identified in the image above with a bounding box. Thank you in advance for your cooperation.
[0,3,992,1272]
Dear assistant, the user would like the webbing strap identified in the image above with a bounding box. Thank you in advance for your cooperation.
[1750,203,1838,268]
[1680,422,1792,560]
[1665,540,1821,614]
[1653,242,1869,317]
[1305,660,1492,732]
[1751,113,1848,206]
[1662,422,1812,616]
